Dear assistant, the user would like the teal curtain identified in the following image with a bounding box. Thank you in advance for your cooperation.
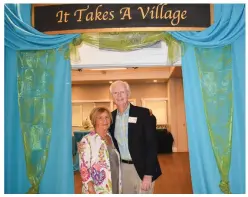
[5,47,30,193]
[4,4,76,193]
[39,47,73,193]
[170,4,245,47]
[170,4,245,194]
[5,4,78,50]
[230,33,245,194]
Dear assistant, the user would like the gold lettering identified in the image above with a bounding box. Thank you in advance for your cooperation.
[149,6,156,19]
[160,4,167,19]
[95,5,103,20]
[56,10,70,23]
[171,10,181,26]
[120,7,132,20]
[155,5,160,19]
[137,6,150,19]
[109,11,115,20]
[64,12,70,22]
[181,10,187,19]
[56,10,63,23]
[86,12,94,21]
[74,6,89,22]
[164,10,172,19]
[102,11,109,20]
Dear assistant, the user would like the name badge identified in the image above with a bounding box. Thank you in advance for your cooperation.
[128,117,137,123]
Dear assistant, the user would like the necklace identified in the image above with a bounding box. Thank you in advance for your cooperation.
[96,131,109,144]
[102,135,111,145]
[99,134,107,142]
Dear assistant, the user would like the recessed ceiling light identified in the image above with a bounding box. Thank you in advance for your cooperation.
[153,80,157,83]
[88,68,127,71]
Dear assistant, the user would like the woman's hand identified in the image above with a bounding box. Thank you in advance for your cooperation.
[88,188,96,194]
[88,181,96,194]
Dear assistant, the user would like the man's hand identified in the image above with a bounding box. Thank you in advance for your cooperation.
[141,175,152,191]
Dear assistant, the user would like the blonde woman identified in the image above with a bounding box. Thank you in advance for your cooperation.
[78,107,121,194]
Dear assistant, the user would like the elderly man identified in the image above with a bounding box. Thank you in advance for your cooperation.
[109,80,161,194]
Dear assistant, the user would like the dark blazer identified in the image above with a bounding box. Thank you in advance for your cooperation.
[109,104,162,182]
[150,114,157,129]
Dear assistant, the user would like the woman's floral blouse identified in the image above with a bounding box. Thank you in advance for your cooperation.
[78,131,122,194]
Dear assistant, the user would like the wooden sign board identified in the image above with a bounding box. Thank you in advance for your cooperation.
[32,4,214,34]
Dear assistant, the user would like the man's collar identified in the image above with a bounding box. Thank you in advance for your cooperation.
[117,102,130,115]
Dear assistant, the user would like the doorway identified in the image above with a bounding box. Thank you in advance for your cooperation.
[71,65,192,193]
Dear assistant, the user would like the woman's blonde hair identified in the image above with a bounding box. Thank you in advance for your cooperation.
[89,106,113,128]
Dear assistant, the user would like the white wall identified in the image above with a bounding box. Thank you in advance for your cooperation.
[71,41,181,68]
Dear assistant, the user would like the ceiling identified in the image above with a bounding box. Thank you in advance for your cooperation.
[71,66,182,85]
[72,79,168,85]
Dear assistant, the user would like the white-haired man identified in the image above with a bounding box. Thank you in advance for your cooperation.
[109,80,161,194]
